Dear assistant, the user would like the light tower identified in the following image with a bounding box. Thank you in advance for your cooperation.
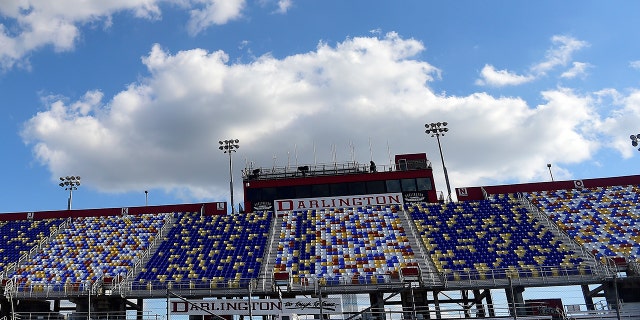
[59,176,81,210]
[425,122,452,203]
[631,134,640,152]
[219,139,240,214]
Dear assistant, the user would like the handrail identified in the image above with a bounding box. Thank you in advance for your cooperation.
[259,211,280,291]
[518,193,611,277]
[5,217,70,278]
[113,212,176,296]
[399,204,443,286]
[243,160,431,182]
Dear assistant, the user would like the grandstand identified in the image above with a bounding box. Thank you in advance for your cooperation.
[0,153,639,320]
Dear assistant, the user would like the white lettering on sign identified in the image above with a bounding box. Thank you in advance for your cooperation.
[170,298,343,316]
[274,193,402,214]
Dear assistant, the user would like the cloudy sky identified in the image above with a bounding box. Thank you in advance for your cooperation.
[1,1,639,212]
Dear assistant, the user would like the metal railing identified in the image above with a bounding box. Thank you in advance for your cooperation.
[4,217,71,278]
[243,159,431,182]
[398,205,444,287]
[518,194,613,278]
[112,212,177,296]
[258,211,281,291]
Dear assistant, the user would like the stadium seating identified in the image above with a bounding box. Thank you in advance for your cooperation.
[407,196,591,281]
[0,218,64,276]
[12,214,168,291]
[274,205,418,285]
[133,211,271,290]
[526,185,640,261]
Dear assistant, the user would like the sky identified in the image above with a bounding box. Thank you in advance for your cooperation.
[1,1,640,213]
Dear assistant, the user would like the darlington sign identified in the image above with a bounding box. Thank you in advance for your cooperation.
[274,193,403,214]
[170,298,343,316]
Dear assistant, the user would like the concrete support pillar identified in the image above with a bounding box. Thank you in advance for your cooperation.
[505,285,526,317]
[581,284,596,310]
[137,298,144,320]
[472,289,486,318]
[433,290,442,319]
[602,281,619,312]
[369,292,386,320]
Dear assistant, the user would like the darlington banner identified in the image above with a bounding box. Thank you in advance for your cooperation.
[274,193,403,215]
[170,298,343,316]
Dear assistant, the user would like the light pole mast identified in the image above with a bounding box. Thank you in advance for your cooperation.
[219,139,240,214]
[59,176,81,210]
[425,122,452,203]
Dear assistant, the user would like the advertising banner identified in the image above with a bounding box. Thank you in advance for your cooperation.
[170,298,343,316]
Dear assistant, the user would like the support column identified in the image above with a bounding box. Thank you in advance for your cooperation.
[137,298,144,320]
[433,290,441,319]
[461,290,471,318]
[369,292,386,320]
[472,289,486,318]
[581,285,596,310]
[602,281,619,312]
[400,288,415,320]
[505,285,525,317]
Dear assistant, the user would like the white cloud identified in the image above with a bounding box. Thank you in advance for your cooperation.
[531,35,588,75]
[21,33,623,201]
[630,60,640,70]
[596,89,640,159]
[0,0,246,70]
[475,64,534,87]
[187,0,245,35]
[275,0,293,13]
[561,61,590,79]
[476,35,588,87]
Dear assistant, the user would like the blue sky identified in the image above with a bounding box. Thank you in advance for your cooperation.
[1,1,640,213]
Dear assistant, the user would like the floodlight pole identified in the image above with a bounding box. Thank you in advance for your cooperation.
[59,176,81,210]
[219,139,240,214]
[547,164,554,182]
[425,122,452,203]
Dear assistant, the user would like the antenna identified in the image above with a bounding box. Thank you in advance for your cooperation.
[387,140,392,168]
[313,141,317,165]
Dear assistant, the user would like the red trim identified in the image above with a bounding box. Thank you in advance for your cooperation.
[0,202,227,221]
[457,174,640,201]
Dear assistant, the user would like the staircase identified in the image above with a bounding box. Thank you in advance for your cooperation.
[112,212,178,295]
[397,205,444,286]
[257,212,283,292]
[517,195,609,277]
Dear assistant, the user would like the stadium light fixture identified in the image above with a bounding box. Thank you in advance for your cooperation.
[219,139,240,214]
[59,176,81,210]
[425,122,452,203]
[630,133,640,152]
[546,163,554,182]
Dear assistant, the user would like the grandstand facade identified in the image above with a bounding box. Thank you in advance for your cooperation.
[0,153,639,320]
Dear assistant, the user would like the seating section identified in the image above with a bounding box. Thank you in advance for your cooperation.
[12,214,168,291]
[133,211,271,289]
[274,205,418,285]
[526,185,640,260]
[407,196,590,281]
[4,184,637,292]
[0,219,63,275]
